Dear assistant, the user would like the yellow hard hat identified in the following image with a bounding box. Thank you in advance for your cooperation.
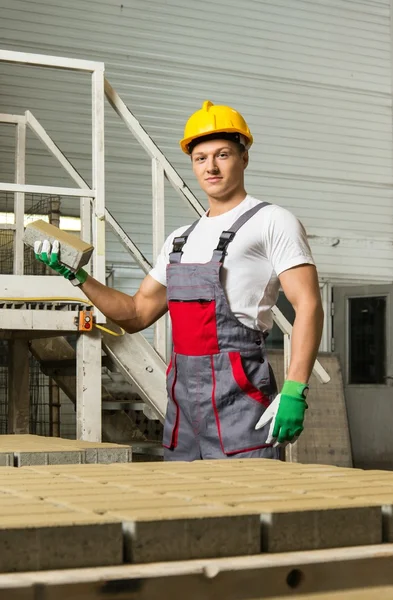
[180,100,253,154]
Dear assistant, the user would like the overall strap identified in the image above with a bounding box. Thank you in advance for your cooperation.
[169,219,200,264]
[212,202,271,263]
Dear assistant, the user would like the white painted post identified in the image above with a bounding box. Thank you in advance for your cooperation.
[321,282,332,353]
[283,332,293,463]
[76,330,102,441]
[91,68,106,324]
[283,333,291,380]
[152,158,167,361]
[14,120,26,275]
[80,197,92,274]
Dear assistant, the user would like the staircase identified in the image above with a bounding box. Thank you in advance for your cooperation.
[30,334,165,459]
[0,50,330,459]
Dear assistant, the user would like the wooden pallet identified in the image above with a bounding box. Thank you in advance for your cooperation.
[1,544,393,599]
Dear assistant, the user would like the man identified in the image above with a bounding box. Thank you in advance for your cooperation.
[35,100,324,461]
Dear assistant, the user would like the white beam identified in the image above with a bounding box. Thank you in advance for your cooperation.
[0,275,87,299]
[92,70,105,221]
[152,159,165,264]
[105,208,152,274]
[91,69,106,324]
[80,198,92,274]
[14,121,26,275]
[104,78,205,218]
[152,158,167,361]
[0,49,104,73]
[25,111,90,189]
[0,113,25,124]
[0,183,95,197]
[76,330,102,441]
[0,310,80,331]
[25,111,94,276]
[92,72,105,310]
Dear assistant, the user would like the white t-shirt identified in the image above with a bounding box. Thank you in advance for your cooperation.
[149,195,315,332]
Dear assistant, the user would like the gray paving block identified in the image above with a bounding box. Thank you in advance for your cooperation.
[123,513,260,563]
[260,505,382,553]
[0,521,123,572]
[14,451,84,467]
[96,447,131,464]
[382,505,393,541]
[23,219,93,272]
[0,453,13,467]
[47,451,84,465]
[83,447,132,464]
[14,452,47,467]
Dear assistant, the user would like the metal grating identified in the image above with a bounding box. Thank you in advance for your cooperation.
[0,192,61,275]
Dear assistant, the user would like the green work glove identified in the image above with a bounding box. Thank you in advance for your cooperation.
[255,380,308,447]
[34,239,88,286]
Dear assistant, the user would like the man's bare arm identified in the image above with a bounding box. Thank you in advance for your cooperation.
[278,264,324,384]
[80,274,168,334]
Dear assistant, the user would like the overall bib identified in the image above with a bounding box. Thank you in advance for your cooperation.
[163,202,279,461]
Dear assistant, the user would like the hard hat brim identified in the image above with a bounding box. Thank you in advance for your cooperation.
[180,128,253,154]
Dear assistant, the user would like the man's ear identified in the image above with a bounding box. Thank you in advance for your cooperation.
[243,150,249,170]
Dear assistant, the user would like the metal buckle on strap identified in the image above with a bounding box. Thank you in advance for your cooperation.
[172,235,188,253]
[216,231,236,252]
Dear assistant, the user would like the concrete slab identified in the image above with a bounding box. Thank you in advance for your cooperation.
[0,516,123,573]
[121,511,260,563]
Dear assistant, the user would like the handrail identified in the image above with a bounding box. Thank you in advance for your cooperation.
[104,79,206,217]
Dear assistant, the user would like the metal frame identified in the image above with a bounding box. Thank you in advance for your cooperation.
[0,48,330,445]
[0,49,105,442]
[0,49,106,296]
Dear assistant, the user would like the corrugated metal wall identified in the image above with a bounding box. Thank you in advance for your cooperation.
[0,0,392,290]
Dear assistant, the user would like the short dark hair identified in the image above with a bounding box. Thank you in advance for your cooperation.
[188,132,246,155]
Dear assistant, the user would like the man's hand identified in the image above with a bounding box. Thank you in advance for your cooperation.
[255,380,308,447]
[34,239,168,334]
[34,240,87,285]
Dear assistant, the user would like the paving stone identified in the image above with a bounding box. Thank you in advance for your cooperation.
[23,220,93,272]
[0,516,123,572]
[83,447,131,464]
[120,509,260,563]
[14,451,84,467]
[0,453,13,467]
[256,499,382,553]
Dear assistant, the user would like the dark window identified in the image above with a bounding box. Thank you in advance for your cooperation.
[349,296,386,384]
[265,292,295,350]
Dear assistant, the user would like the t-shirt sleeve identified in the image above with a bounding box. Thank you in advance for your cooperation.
[149,226,189,286]
[149,237,171,287]
[265,206,315,276]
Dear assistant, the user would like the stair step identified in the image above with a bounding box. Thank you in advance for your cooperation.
[131,441,164,457]
[102,400,145,412]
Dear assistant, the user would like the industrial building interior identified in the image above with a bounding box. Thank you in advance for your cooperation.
[1,1,393,598]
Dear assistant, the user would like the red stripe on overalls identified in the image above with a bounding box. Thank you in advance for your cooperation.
[211,354,273,455]
[228,352,270,407]
[163,356,180,449]
[210,355,227,455]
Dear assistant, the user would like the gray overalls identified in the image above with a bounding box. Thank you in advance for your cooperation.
[163,202,279,461]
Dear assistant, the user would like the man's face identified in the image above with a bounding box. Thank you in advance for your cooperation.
[191,138,248,200]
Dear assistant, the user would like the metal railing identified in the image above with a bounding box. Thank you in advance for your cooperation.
[0,48,330,384]
[0,49,106,321]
